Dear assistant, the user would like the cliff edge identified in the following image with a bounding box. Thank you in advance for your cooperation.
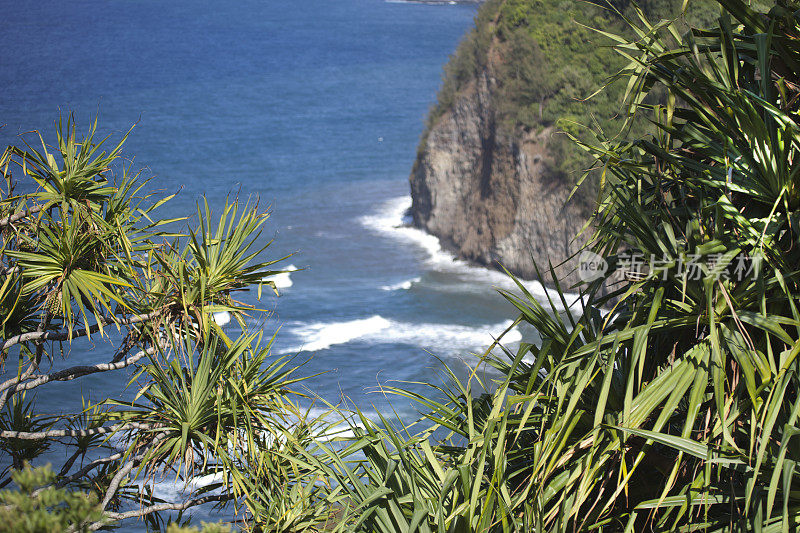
[409,42,586,285]
[409,0,595,286]
[409,0,713,286]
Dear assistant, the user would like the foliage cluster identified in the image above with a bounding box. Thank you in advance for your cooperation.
[0,463,101,532]
[0,463,231,532]
[324,0,800,530]
[0,119,334,530]
[426,0,504,128]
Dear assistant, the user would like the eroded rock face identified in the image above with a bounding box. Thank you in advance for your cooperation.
[410,62,588,287]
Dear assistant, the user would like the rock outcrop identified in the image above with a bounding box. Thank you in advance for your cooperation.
[409,44,588,287]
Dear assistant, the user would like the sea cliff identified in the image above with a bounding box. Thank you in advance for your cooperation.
[409,0,714,286]
[409,42,586,285]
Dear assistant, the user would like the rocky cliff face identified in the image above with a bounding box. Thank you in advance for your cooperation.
[409,44,588,286]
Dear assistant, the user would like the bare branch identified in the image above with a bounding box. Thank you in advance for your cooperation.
[45,432,166,495]
[100,459,136,511]
[92,431,170,524]
[0,203,44,227]
[1,310,161,352]
[88,495,232,530]
[56,451,124,488]
[58,448,86,478]
[33,315,50,382]
[30,450,124,499]
[0,363,36,411]
[0,421,154,440]
[2,346,156,395]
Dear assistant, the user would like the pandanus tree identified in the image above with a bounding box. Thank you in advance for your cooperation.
[496,0,800,528]
[287,0,800,531]
[0,118,329,531]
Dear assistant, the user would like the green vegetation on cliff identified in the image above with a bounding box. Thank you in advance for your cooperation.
[426,0,717,209]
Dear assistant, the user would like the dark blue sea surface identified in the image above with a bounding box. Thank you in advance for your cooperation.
[1,0,545,526]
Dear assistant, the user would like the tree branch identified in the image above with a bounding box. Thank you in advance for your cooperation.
[0,363,36,411]
[29,449,123,499]
[0,421,154,440]
[57,448,86,478]
[57,451,124,488]
[0,308,49,410]
[1,310,160,352]
[88,494,232,531]
[2,346,156,396]
[0,203,44,227]
[100,459,136,511]
[43,432,166,496]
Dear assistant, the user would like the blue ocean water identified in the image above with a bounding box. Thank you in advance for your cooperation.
[1,0,551,526]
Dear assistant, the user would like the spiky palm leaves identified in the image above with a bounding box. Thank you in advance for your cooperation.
[494,0,800,529]
[0,118,317,530]
[297,368,536,533]
[287,1,800,531]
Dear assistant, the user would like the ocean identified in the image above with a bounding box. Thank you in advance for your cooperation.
[0,0,554,526]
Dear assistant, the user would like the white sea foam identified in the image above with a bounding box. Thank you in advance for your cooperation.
[359,196,584,310]
[359,197,443,262]
[282,315,520,356]
[139,471,224,504]
[380,277,421,291]
[262,264,298,289]
[298,406,374,441]
[286,315,391,352]
[213,311,231,326]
